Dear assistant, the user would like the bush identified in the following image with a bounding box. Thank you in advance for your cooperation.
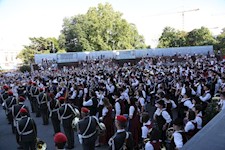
[19,65,31,73]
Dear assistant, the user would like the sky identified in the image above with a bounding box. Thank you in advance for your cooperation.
[0,0,225,51]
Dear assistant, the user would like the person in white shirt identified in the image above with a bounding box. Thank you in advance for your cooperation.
[170,118,187,150]
[185,110,197,140]
[199,84,211,102]
[193,104,203,131]
[218,92,225,111]
[153,100,172,144]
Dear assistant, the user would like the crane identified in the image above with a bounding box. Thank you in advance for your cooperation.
[176,8,199,30]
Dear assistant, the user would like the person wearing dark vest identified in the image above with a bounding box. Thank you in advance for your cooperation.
[58,97,75,149]
[169,118,187,150]
[99,98,114,146]
[144,127,161,150]
[17,83,26,97]
[4,90,17,125]
[164,94,177,119]
[82,91,98,116]
[199,84,212,113]
[77,107,99,150]
[48,93,61,134]
[11,96,29,149]
[16,108,37,150]
[141,112,152,142]
[26,81,33,111]
[54,132,68,150]
[184,110,197,140]
[113,91,124,116]
[128,97,141,149]
[30,82,40,117]
[0,85,9,104]
[153,100,172,146]
[38,88,50,125]
[108,115,134,150]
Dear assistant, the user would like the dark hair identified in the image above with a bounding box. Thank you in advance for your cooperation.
[55,142,66,149]
[142,112,150,123]
[195,104,202,112]
[188,110,196,121]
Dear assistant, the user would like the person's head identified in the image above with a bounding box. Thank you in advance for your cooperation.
[173,118,184,131]
[103,98,111,108]
[184,89,192,98]
[141,112,150,123]
[194,104,202,114]
[187,110,196,121]
[54,132,67,149]
[19,108,28,116]
[155,100,165,109]
[58,97,65,104]
[115,115,127,130]
[81,107,90,118]
[18,96,26,103]
[204,84,211,91]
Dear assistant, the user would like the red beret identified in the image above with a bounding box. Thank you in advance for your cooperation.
[8,91,13,96]
[19,96,26,102]
[58,97,65,102]
[28,81,32,84]
[49,93,55,99]
[54,132,67,143]
[81,107,90,114]
[32,82,37,86]
[116,115,127,123]
[20,108,28,114]
[3,85,9,90]
[39,88,44,92]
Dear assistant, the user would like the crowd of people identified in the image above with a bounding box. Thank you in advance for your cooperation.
[0,54,225,150]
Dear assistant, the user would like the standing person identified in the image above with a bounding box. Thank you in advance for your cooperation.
[169,118,187,150]
[48,93,61,134]
[58,97,75,149]
[38,88,50,125]
[128,97,141,149]
[54,132,67,150]
[108,115,134,150]
[82,91,98,116]
[11,96,29,146]
[4,90,17,125]
[184,110,197,140]
[16,108,37,150]
[30,82,40,117]
[77,107,99,150]
[99,98,114,146]
[153,100,172,146]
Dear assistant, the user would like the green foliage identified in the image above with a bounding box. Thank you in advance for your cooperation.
[186,27,216,46]
[17,47,40,64]
[19,65,31,73]
[215,28,225,51]
[157,27,187,48]
[157,26,218,48]
[60,3,146,52]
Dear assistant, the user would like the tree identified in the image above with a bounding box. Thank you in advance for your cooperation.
[60,3,146,52]
[157,27,187,48]
[215,28,225,51]
[186,26,216,46]
[17,37,61,64]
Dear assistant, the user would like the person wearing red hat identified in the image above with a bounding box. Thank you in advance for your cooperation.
[108,115,134,150]
[58,96,77,149]
[16,108,37,150]
[11,96,30,149]
[77,107,100,150]
[48,94,61,135]
[0,85,9,104]
[4,91,17,125]
[54,132,67,150]
[38,88,50,125]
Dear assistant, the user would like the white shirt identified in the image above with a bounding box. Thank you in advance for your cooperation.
[154,108,172,123]
[120,92,129,101]
[141,120,151,139]
[70,90,77,99]
[145,142,154,150]
[173,131,184,149]
[129,106,135,118]
[200,91,211,102]
[165,100,177,109]
[102,107,108,117]
[185,121,196,132]
[181,98,194,109]
[106,84,115,93]
[115,101,121,116]
[138,97,145,107]
[195,114,202,129]
[83,98,93,106]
